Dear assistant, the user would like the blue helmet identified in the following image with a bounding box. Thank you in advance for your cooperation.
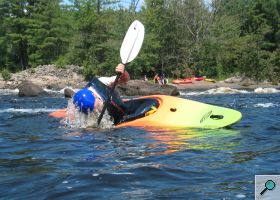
[73,89,95,113]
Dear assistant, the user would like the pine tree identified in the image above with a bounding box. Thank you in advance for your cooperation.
[27,0,70,66]
[0,0,29,71]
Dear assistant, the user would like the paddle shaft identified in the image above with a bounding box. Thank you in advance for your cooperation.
[97,72,122,125]
[97,20,144,125]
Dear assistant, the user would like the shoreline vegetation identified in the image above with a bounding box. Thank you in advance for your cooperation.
[0,0,279,86]
[0,65,279,96]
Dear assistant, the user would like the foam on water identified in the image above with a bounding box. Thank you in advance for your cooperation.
[0,87,76,95]
[254,103,278,108]
[43,88,64,94]
[180,87,250,96]
[62,99,114,129]
[180,87,279,96]
[43,87,77,94]
[207,87,250,94]
[254,87,280,93]
[0,89,19,95]
[0,108,57,113]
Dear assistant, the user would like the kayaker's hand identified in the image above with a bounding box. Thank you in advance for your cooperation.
[116,63,130,84]
[116,63,125,74]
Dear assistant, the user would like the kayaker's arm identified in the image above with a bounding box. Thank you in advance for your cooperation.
[98,64,130,87]
[118,70,130,84]
[115,63,130,85]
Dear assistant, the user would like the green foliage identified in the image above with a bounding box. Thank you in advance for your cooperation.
[30,68,35,74]
[83,64,99,81]
[1,69,12,81]
[0,0,279,82]
[196,0,280,80]
[0,0,71,70]
[54,56,68,68]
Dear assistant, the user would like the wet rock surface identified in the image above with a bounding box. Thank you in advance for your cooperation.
[64,88,76,98]
[18,80,48,97]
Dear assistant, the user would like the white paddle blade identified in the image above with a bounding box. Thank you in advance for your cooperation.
[120,20,145,64]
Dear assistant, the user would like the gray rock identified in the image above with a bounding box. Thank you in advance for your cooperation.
[224,76,245,83]
[239,77,258,86]
[64,88,75,98]
[47,82,67,90]
[117,80,179,96]
[5,65,85,90]
[0,81,5,89]
[18,80,48,97]
[224,76,259,86]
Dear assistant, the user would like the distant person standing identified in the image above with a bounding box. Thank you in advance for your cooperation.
[164,76,168,84]
[161,73,168,84]
[161,73,165,84]
[154,73,161,84]
[144,75,148,81]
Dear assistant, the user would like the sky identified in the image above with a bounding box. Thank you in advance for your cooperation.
[61,0,142,9]
[138,0,213,9]
[62,0,213,9]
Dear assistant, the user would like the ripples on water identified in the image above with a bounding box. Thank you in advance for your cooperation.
[0,89,279,199]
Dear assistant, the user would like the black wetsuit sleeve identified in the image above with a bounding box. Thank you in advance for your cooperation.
[88,78,127,124]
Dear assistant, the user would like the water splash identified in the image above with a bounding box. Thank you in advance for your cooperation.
[43,86,77,94]
[62,99,114,129]
[254,87,279,93]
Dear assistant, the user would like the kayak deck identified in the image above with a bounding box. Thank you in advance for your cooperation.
[117,95,242,129]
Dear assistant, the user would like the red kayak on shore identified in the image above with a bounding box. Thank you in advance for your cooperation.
[192,76,205,81]
[172,76,205,84]
[172,79,193,84]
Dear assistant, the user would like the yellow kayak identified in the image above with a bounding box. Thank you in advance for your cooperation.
[50,95,242,129]
[205,78,216,83]
[117,95,241,129]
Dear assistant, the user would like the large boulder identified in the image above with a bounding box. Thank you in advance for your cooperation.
[18,80,48,97]
[64,88,75,98]
[239,77,258,86]
[224,76,244,83]
[47,82,68,90]
[117,80,179,96]
[0,81,4,89]
[224,76,258,86]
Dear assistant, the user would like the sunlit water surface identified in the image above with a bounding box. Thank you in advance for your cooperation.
[0,89,279,199]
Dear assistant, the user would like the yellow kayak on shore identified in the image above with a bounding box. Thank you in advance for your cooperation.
[205,78,216,83]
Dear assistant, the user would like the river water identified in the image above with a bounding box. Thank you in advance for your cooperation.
[0,88,279,199]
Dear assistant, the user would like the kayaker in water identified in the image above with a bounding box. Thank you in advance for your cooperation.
[73,63,130,124]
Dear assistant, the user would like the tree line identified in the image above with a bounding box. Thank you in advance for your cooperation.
[0,0,279,82]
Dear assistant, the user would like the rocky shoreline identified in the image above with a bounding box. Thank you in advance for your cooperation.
[172,79,280,92]
[0,65,86,90]
[0,65,279,97]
